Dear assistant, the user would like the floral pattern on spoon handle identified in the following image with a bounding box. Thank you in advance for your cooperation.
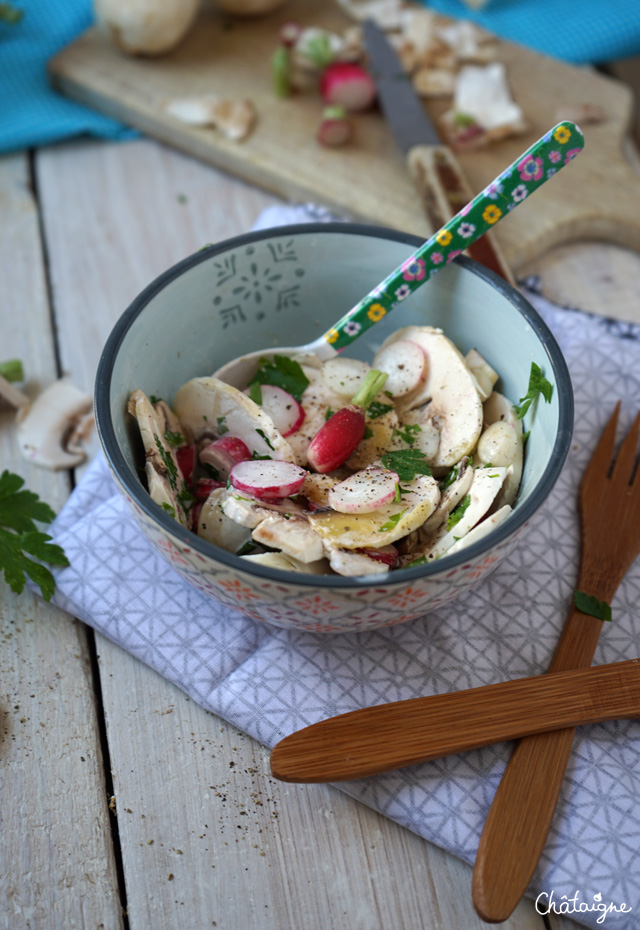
[323,122,584,352]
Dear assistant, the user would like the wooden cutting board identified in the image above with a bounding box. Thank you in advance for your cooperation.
[49,0,640,271]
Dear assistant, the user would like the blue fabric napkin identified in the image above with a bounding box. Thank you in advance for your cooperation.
[0,0,136,155]
[424,0,640,64]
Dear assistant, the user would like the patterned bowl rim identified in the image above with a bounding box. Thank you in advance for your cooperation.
[95,222,574,589]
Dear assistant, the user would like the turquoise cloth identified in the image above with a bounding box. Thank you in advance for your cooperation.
[0,1,136,155]
[1,0,639,154]
[424,0,640,65]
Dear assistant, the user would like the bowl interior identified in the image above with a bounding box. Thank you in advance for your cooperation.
[97,224,572,580]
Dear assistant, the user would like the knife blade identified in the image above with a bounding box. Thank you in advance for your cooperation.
[363,19,515,285]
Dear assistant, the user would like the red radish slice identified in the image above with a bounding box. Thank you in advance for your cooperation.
[320,62,376,112]
[176,444,196,483]
[328,466,400,514]
[194,478,225,501]
[230,460,307,500]
[372,340,426,397]
[200,436,251,478]
[356,545,399,567]
[259,385,305,437]
[322,356,371,397]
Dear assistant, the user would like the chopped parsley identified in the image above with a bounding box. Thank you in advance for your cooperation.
[440,465,459,491]
[515,362,553,419]
[574,590,612,622]
[363,425,374,440]
[379,510,405,532]
[392,423,422,446]
[368,401,394,420]
[256,428,275,451]
[203,463,221,481]
[0,470,69,601]
[0,358,24,382]
[163,429,183,448]
[248,355,310,403]
[394,483,411,502]
[162,502,176,518]
[149,394,163,405]
[381,449,433,483]
[248,382,263,406]
[447,494,471,531]
[324,407,335,422]
[236,540,259,556]
[216,416,229,436]
[154,435,179,493]
[251,450,272,461]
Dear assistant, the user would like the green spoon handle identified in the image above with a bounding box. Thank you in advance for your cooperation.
[321,121,584,353]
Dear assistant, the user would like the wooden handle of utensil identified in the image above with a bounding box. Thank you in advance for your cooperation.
[472,601,611,922]
[407,143,516,286]
[270,657,640,784]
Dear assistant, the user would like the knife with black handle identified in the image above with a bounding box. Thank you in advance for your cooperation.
[363,19,515,286]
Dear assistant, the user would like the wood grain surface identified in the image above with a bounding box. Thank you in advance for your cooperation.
[49,0,640,272]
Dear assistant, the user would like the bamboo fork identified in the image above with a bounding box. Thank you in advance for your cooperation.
[472,402,640,922]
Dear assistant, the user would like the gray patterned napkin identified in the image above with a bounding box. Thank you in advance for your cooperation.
[45,210,640,928]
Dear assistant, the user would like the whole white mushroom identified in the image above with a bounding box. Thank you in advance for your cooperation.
[94,0,200,56]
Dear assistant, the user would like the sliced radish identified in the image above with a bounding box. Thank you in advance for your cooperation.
[322,356,371,397]
[259,384,305,437]
[200,436,251,479]
[372,340,426,397]
[355,545,399,567]
[230,460,307,500]
[328,466,400,514]
[317,107,353,147]
[194,478,225,502]
[320,62,376,112]
[176,444,196,484]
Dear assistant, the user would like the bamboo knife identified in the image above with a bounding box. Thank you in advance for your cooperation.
[362,19,515,286]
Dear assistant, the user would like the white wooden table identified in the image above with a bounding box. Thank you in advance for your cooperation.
[3,131,640,930]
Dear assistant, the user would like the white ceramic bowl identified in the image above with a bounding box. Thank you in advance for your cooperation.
[95,224,573,632]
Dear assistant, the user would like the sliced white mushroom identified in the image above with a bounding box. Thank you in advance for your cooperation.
[346,399,398,469]
[301,472,340,508]
[252,514,325,563]
[390,410,440,460]
[0,373,30,410]
[308,474,440,549]
[379,326,482,468]
[478,392,524,507]
[327,547,392,577]
[221,490,305,528]
[419,456,474,538]
[321,356,371,398]
[465,348,499,402]
[164,96,257,142]
[198,487,252,551]
[420,466,507,560]
[446,504,512,555]
[173,376,295,462]
[18,380,93,471]
[242,551,329,574]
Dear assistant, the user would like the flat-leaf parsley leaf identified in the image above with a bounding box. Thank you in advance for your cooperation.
[574,590,612,622]
[379,510,405,532]
[515,362,553,419]
[381,449,432,483]
[0,470,69,601]
[248,356,310,403]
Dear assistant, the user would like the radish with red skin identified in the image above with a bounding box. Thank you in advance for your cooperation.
[320,62,376,112]
[194,478,225,502]
[200,436,251,478]
[230,460,307,499]
[259,384,305,436]
[356,545,399,567]
[317,105,352,147]
[372,340,426,397]
[176,444,196,483]
[307,369,388,473]
[328,466,400,514]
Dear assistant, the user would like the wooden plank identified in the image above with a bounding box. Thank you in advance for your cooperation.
[0,153,123,930]
[48,0,640,270]
[37,137,551,929]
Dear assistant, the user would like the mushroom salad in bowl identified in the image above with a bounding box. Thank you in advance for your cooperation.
[128,324,526,578]
[95,223,573,632]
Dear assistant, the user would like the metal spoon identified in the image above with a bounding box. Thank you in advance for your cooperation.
[215,121,583,387]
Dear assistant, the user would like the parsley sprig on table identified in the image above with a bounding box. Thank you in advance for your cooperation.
[0,470,69,601]
[515,362,553,419]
